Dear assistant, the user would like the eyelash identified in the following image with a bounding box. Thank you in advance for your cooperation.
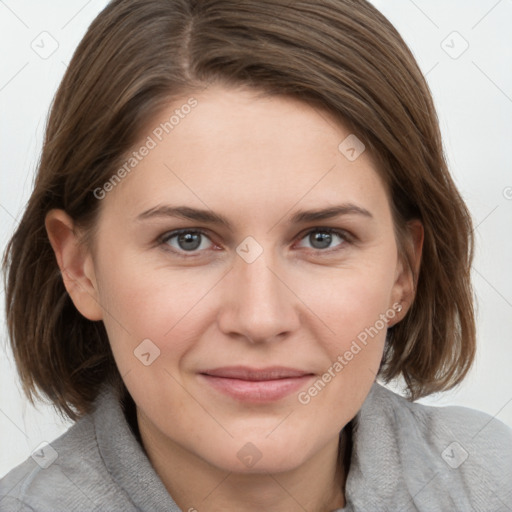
[158,227,353,258]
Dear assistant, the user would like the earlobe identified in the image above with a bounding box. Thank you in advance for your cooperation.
[389,219,424,323]
[45,209,104,321]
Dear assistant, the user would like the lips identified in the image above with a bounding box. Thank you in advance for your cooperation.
[201,366,312,380]
[199,366,315,402]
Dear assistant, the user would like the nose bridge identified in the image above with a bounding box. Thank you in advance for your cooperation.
[219,239,298,342]
[238,250,280,304]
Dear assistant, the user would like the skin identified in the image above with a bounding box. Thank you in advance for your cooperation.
[45,85,423,512]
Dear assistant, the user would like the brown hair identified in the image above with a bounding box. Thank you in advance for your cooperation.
[2,0,475,421]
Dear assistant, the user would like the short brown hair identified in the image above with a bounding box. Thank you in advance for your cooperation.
[2,0,475,421]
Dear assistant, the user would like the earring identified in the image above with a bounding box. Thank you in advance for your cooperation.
[396,303,403,312]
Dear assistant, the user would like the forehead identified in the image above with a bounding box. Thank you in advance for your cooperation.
[101,86,389,222]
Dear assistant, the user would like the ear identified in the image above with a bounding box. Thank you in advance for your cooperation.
[45,209,104,321]
[389,219,424,323]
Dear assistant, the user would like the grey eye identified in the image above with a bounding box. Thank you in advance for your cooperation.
[297,229,346,251]
[163,230,212,253]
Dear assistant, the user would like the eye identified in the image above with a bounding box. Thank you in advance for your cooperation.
[158,227,351,258]
[160,229,214,256]
[295,228,350,252]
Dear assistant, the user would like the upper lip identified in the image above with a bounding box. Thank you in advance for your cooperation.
[200,366,314,381]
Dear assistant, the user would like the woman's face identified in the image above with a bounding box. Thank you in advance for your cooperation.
[67,85,416,473]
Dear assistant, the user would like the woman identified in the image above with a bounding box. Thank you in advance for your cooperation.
[1,0,511,510]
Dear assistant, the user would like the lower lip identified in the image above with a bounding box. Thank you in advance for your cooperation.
[199,374,314,402]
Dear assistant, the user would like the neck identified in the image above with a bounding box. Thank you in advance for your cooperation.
[135,408,350,512]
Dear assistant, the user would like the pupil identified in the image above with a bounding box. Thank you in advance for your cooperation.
[175,232,332,252]
[178,232,201,251]
[312,232,331,249]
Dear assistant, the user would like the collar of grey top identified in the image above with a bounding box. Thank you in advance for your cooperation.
[121,383,353,484]
[100,384,353,512]
[92,380,512,511]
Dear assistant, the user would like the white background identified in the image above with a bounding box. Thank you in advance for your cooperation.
[1,0,511,478]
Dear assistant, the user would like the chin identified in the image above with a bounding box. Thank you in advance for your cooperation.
[198,438,309,475]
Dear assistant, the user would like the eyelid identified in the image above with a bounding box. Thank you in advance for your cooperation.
[295,226,354,243]
[293,226,353,253]
[158,228,216,258]
[158,226,354,257]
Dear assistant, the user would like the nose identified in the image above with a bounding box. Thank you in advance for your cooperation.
[217,248,300,344]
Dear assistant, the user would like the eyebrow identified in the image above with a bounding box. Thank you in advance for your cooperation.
[135,203,373,229]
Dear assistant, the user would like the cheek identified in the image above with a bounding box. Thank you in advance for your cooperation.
[290,253,398,410]
[294,272,395,434]
[94,247,232,382]
[94,254,197,365]
[297,255,397,345]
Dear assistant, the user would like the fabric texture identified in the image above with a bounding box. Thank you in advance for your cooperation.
[1,380,511,511]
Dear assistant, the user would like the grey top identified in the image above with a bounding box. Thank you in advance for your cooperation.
[1,380,511,511]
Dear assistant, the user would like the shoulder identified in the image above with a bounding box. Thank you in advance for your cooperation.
[0,417,86,510]
[0,408,132,512]
[375,383,512,458]
[363,383,512,505]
